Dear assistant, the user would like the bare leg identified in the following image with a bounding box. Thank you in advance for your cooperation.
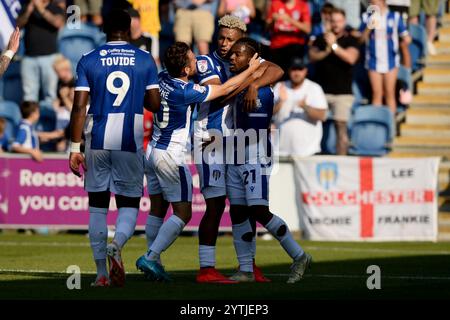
[368,70,384,106]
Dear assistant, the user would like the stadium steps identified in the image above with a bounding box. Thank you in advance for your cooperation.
[416,82,450,95]
[434,41,450,54]
[400,124,450,137]
[426,53,450,66]
[410,95,450,108]
[403,108,450,124]
[439,27,450,42]
[423,67,450,83]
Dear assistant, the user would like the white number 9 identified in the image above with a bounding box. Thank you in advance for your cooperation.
[106,71,130,107]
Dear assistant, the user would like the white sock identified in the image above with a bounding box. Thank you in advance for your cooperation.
[146,214,185,261]
[199,245,216,268]
[265,215,304,261]
[146,215,164,264]
[232,220,254,273]
[89,207,108,278]
[146,215,164,249]
[113,207,138,249]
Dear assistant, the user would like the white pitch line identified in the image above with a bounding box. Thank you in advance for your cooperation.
[1,269,450,281]
[1,241,450,255]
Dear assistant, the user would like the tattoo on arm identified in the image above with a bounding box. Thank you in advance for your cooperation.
[0,55,12,77]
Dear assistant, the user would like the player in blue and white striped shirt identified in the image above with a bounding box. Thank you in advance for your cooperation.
[69,10,161,288]
[135,41,260,282]
[360,0,411,114]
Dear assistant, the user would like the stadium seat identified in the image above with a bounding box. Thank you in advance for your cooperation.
[36,105,57,152]
[409,24,428,72]
[348,106,394,156]
[58,24,102,73]
[1,60,23,106]
[320,117,337,155]
[0,100,21,140]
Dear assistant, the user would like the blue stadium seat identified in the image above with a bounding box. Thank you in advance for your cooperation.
[36,104,57,152]
[1,61,23,106]
[320,117,337,155]
[409,24,427,72]
[0,100,21,140]
[58,24,102,73]
[348,106,394,156]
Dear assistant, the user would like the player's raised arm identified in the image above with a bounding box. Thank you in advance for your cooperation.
[205,53,259,101]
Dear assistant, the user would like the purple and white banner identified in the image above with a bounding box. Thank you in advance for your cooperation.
[0,154,232,230]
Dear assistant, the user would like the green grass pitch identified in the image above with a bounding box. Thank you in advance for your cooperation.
[1,232,450,300]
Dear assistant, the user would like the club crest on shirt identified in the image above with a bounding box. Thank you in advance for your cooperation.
[193,84,206,93]
[197,60,208,73]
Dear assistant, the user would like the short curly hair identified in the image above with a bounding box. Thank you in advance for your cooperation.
[218,15,247,33]
[163,42,190,77]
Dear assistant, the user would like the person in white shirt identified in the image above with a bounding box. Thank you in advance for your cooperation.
[272,58,328,157]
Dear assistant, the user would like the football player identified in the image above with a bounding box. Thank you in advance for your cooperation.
[135,42,260,282]
[69,9,160,287]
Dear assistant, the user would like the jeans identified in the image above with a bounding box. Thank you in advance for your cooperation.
[21,54,58,104]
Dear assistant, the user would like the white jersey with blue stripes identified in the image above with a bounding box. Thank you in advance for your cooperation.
[75,41,159,152]
[194,51,234,140]
[13,120,39,150]
[151,71,211,153]
[360,10,408,73]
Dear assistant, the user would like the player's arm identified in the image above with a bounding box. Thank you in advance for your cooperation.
[69,90,89,177]
[144,88,161,112]
[223,60,284,111]
[206,53,260,101]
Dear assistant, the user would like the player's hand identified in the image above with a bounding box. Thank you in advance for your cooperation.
[243,83,258,112]
[31,149,43,163]
[248,53,259,73]
[69,152,86,177]
[7,27,20,54]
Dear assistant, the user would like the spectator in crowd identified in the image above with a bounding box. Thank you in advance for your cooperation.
[267,0,311,72]
[128,8,154,53]
[309,7,360,155]
[272,58,328,157]
[0,27,20,78]
[409,0,439,55]
[310,2,334,43]
[16,0,65,106]
[11,101,43,162]
[53,55,75,152]
[128,0,161,66]
[173,0,217,55]
[360,0,411,115]
[327,0,361,30]
[387,0,411,25]
[74,0,103,26]
[217,0,256,24]
[0,118,9,152]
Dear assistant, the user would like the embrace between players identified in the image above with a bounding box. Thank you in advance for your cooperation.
[69,10,312,287]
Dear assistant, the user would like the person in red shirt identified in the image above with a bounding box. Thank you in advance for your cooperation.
[267,0,311,72]
[143,109,153,152]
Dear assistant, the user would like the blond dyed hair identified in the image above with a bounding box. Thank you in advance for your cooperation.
[218,15,247,33]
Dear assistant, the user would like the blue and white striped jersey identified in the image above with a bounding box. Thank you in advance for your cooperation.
[152,71,211,152]
[193,51,234,139]
[13,120,39,150]
[360,10,408,73]
[75,41,159,152]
